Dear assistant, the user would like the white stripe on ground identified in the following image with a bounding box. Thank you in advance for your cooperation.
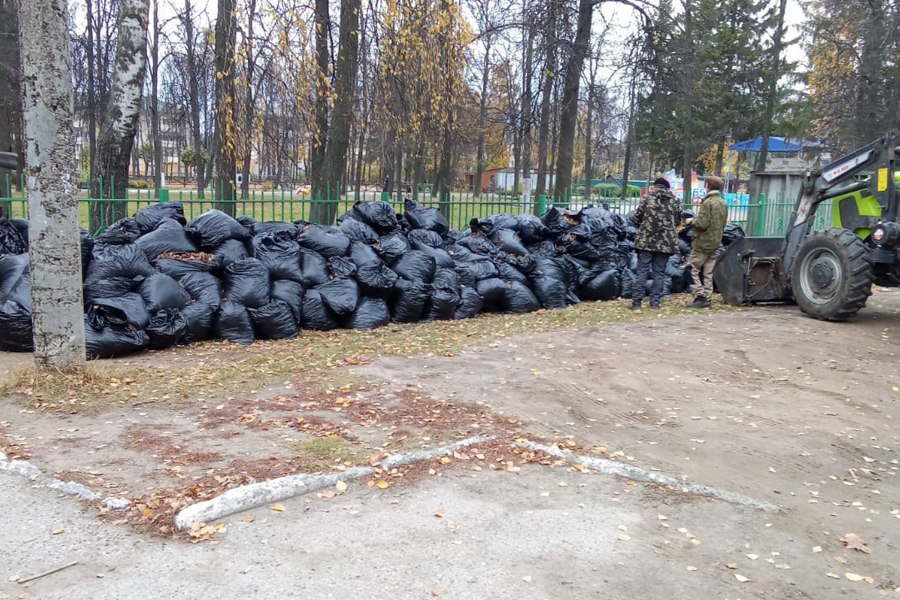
[0,452,130,510]
[517,440,780,512]
[174,435,494,530]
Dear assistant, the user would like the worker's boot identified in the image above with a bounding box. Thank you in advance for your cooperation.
[688,296,711,309]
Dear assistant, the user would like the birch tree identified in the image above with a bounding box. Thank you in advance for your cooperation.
[90,0,150,228]
[19,0,86,369]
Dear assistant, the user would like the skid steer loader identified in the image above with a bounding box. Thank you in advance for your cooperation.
[714,132,900,320]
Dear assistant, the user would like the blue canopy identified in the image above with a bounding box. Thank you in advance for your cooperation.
[729,136,802,152]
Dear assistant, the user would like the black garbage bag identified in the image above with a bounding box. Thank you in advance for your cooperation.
[146,309,188,349]
[446,244,479,262]
[476,278,507,310]
[134,202,186,233]
[80,229,94,273]
[252,231,303,283]
[301,249,329,287]
[454,286,483,320]
[411,243,454,269]
[722,223,746,247]
[471,214,518,236]
[156,252,220,280]
[237,215,257,231]
[454,259,498,287]
[315,277,359,315]
[424,270,460,322]
[213,300,255,344]
[678,238,692,257]
[540,207,572,237]
[84,318,149,359]
[178,271,222,308]
[390,278,429,323]
[301,289,340,331]
[296,224,351,258]
[99,218,142,245]
[531,276,567,309]
[352,201,399,234]
[667,255,692,293]
[0,217,27,255]
[620,268,635,299]
[392,250,436,284]
[10,219,27,244]
[408,229,445,249]
[84,244,154,301]
[580,206,616,233]
[339,218,379,244]
[0,253,29,301]
[456,235,496,255]
[505,280,541,313]
[515,214,549,243]
[185,209,250,249]
[578,269,620,301]
[376,232,410,263]
[563,238,602,262]
[223,258,270,308]
[249,299,298,339]
[349,241,380,267]
[139,273,191,311]
[271,279,304,320]
[0,300,33,351]
[403,199,449,235]
[252,221,296,236]
[214,238,250,268]
[328,256,358,279]
[496,261,528,283]
[135,219,197,261]
[88,293,151,329]
[344,296,391,330]
[180,301,216,343]
[356,261,398,298]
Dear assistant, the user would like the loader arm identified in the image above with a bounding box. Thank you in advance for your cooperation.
[783,133,898,274]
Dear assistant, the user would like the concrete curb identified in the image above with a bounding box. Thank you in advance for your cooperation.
[174,434,493,530]
[517,440,780,512]
[0,448,131,510]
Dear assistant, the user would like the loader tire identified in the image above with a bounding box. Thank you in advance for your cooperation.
[791,228,873,321]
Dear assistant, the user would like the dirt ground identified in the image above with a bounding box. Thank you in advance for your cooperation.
[1,291,899,599]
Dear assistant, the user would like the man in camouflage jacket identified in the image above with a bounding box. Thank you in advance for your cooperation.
[687,175,728,308]
[631,177,679,309]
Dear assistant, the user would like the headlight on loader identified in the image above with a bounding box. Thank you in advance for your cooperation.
[872,222,900,248]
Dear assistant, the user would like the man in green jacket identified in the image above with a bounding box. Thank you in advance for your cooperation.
[687,175,728,308]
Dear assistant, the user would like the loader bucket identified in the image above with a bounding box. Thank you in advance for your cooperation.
[713,237,792,305]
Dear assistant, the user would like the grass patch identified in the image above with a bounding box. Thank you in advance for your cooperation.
[1,296,744,413]
[285,434,368,472]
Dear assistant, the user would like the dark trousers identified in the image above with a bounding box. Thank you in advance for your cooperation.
[633,250,669,306]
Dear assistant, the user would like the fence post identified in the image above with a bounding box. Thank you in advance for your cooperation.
[755,192,767,236]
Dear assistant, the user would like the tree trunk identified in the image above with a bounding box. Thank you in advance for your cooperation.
[755,0,786,172]
[584,81,594,197]
[90,0,150,230]
[680,0,694,208]
[213,0,237,212]
[534,2,557,198]
[620,68,637,201]
[311,0,360,224]
[240,0,258,201]
[553,0,592,200]
[87,0,97,185]
[151,0,163,193]
[182,0,206,198]
[310,0,330,198]
[473,36,492,197]
[19,0,86,368]
[522,17,535,211]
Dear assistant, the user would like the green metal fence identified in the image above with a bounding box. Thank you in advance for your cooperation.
[0,173,831,238]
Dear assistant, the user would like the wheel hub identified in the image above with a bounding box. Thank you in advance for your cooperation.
[810,261,835,289]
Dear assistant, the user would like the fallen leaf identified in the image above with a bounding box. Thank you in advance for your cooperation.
[812,546,822,553]
[434,509,445,518]
[51,529,64,535]
[558,481,568,487]
[826,572,840,579]
[746,554,759,560]
[686,566,698,572]
[336,480,348,493]
[844,572,865,582]
[617,534,631,541]
[241,516,256,523]
[840,533,871,554]
[376,480,390,489]
[431,588,442,597]
[734,574,750,583]
[726,563,738,569]
[657,514,668,521]
[271,504,286,513]
[522,576,532,583]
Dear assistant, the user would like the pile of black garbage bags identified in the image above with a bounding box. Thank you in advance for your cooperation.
[0,199,744,357]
